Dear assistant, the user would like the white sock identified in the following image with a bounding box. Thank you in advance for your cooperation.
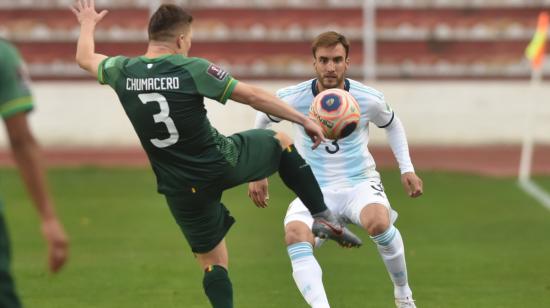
[370,225,413,299]
[287,242,330,308]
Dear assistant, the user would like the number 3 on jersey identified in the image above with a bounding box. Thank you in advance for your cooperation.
[138,93,180,148]
[325,140,340,154]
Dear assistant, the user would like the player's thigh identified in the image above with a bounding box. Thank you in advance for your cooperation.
[344,179,396,228]
[273,131,292,149]
[222,129,282,190]
[165,187,235,254]
[284,198,314,229]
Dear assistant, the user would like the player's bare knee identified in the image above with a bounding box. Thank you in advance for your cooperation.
[366,220,390,236]
[360,204,391,236]
[275,132,293,150]
[285,222,314,245]
[195,240,228,269]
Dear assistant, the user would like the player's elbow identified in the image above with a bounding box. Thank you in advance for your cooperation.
[75,55,89,70]
[75,52,94,72]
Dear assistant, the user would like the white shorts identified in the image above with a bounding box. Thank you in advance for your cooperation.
[284,178,398,229]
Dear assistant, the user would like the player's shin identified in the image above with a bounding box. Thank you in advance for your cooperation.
[370,225,412,299]
[287,242,330,308]
[278,145,327,215]
[203,265,233,308]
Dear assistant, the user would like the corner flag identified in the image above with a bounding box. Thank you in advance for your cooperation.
[525,12,549,70]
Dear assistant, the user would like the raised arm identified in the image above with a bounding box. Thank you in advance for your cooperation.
[71,0,109,77]
[230,82,325,149]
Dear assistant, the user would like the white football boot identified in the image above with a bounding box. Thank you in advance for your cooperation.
[395,297,416,308]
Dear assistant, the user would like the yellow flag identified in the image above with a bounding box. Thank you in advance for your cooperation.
[525,12,549,70]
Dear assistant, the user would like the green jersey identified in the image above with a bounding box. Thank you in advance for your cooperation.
[0,39,33,119]
[98,55,239,195]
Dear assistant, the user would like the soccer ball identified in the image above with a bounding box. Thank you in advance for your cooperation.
[309,88,361,140]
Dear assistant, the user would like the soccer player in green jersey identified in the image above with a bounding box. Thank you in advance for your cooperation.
[0,39,69,307]
[71,1,361,307]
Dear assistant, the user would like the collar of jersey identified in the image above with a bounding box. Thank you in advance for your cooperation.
[311,78,350,96]
[138,54,175,63]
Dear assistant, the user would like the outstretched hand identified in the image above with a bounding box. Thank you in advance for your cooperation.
[302,118,325,150]
[70,0,108,25]
[401,172,423,198]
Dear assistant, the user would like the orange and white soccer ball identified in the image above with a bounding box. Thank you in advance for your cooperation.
[309,88,361,140]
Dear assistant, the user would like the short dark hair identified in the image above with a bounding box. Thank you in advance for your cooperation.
[311,31,350,58]
[148,4,193,42]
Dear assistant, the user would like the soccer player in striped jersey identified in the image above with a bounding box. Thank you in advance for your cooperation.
[249,31,423,308]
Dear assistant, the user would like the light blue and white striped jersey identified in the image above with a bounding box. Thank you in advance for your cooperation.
[270,78,394,188]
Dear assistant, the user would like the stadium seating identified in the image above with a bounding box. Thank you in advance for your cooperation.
[1,0,549,80]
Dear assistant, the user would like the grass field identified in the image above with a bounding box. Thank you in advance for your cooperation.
[1,167,550,307]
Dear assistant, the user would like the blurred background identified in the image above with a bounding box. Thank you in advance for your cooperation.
[0,0,549,175]
[4,0,550,80]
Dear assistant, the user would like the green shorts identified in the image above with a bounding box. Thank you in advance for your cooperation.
[165,129,282,253]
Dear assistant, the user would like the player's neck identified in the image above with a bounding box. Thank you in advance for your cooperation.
[144,41,186,58]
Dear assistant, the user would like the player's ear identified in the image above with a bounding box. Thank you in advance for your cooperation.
[176,34,183,49]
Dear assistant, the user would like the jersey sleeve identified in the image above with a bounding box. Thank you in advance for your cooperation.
[188,58,238,104]
[0,45,33,119]
[97,56,125,88]
[368,94,395,128]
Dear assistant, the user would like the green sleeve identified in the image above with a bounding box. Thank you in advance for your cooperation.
[97,56,124,88]
[97,58,108,85]
[188,58,238,104]
[0,96,33,119]
[0,41,34,119]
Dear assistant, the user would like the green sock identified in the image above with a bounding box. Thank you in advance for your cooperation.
[203,265,233,308]
[278,145,328,215]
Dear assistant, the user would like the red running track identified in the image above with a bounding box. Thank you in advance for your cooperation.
[1,145,549,177]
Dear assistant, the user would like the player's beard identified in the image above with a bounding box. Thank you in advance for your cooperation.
[319,73,344,90]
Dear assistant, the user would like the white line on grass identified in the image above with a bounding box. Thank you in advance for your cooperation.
[519,179,550,211]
